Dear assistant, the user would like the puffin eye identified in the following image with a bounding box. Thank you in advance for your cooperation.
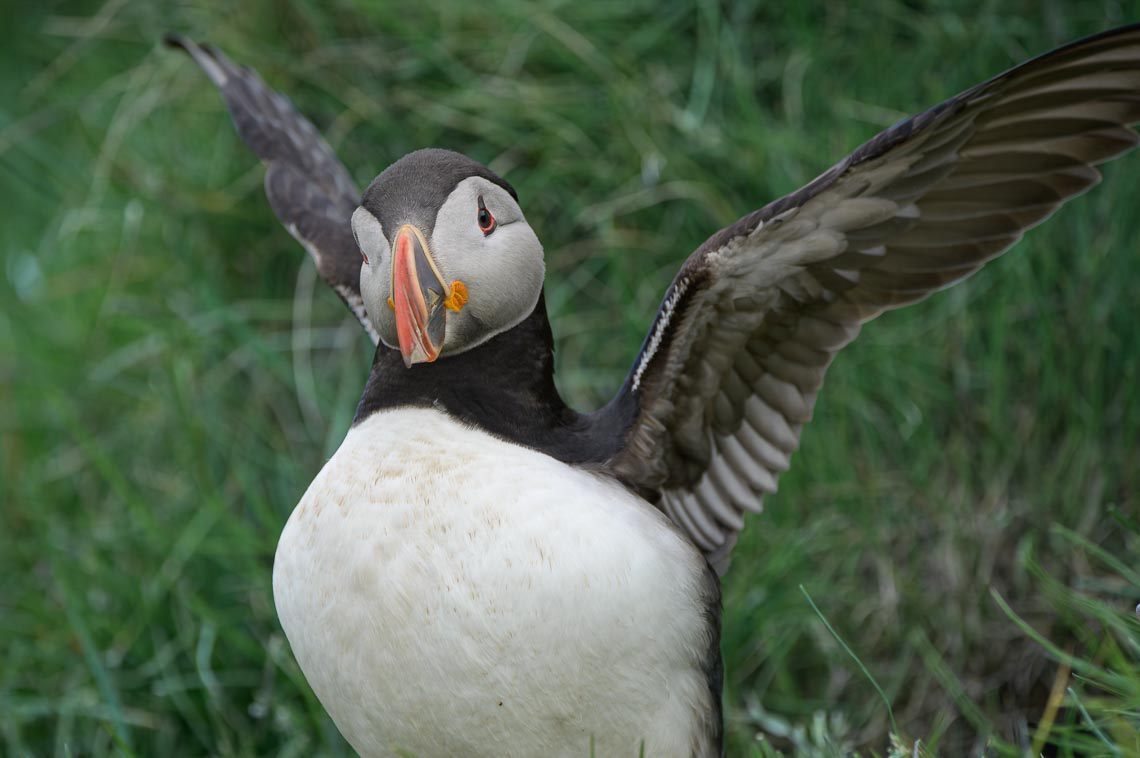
[477,195,496,236]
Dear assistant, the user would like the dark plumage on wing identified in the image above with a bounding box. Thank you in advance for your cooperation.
[609,23,1140,571]
[163,35,373,341]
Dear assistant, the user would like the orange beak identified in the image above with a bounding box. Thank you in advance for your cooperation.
[390,224,450,367]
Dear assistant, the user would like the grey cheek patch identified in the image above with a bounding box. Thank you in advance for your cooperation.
[354,207,399,347]
[351,206,387,260]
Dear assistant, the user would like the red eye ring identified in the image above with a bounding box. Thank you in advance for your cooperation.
[477,196,496,235]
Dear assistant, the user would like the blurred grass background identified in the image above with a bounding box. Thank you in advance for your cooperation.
[3,0,1140,755]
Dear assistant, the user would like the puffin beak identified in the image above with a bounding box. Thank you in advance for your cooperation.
[390,224,450,367]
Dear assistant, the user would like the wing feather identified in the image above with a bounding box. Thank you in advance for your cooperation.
[166,36,376,343]
[609,23,1140,572]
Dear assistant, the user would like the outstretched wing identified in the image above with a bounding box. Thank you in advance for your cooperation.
[166,35,377,343]
[608,24,1140,572]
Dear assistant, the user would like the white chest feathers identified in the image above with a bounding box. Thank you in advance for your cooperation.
[272,407,719,757]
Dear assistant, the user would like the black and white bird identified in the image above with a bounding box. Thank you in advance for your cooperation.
[169,25,1140,757]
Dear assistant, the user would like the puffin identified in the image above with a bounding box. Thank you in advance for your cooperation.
[167,24,1140,758]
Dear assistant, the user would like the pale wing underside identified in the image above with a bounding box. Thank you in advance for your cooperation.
[167,36,377,343]
[612,25,1140,572]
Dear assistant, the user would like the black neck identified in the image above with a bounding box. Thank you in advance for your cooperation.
[353,291,635,465]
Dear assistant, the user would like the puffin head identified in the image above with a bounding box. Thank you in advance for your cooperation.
[352,149,545,367]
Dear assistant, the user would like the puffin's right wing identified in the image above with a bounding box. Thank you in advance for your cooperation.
[607,24,1140,572]
[166,36,377,343]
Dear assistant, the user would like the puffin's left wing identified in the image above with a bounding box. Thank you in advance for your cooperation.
[608,24,1140,572]
[166,36,377,343]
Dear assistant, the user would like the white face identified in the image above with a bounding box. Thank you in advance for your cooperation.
[354,176,545,361]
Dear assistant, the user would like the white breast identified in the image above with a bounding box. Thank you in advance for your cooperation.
[272,407,717,758]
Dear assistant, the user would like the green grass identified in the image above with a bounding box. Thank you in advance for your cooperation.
[3,1,1140,755]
